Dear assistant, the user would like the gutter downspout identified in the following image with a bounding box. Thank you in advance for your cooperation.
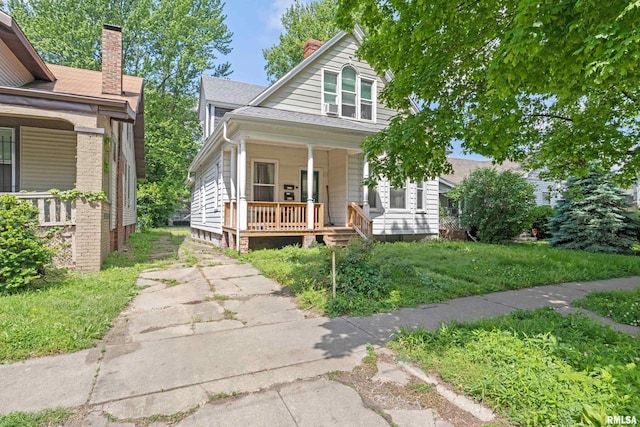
[223,122,241,252]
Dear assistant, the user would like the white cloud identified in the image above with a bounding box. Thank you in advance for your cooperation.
[265,0,295,30]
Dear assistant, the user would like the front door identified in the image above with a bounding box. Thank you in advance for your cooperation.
[300,170,319,202]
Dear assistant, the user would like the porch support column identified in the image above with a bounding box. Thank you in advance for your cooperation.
[238,138,247,231]
[307,144,314,230]
[362,155,370,215]
[74,126,107,272]
[230,145,237,227]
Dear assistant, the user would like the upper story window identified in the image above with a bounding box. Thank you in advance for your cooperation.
[323,67,375,122]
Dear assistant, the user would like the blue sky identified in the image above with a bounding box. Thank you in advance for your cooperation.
[221,0,295,86]
[220,0,485,159]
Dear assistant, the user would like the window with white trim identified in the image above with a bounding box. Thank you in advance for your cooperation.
[253,161,276,201]
[390,184,407,209]
[323,71,338,104]
[322,67,375,121]
[0,127,16,192]
[367,186,379,210]
[416,182,424,210]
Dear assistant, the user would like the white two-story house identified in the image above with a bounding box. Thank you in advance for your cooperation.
[188,27,439,252]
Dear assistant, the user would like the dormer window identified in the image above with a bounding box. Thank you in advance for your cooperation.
[323,67,375,122]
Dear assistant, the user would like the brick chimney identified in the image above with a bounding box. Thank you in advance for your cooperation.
[102,24,123,95]
[303,39,323,59]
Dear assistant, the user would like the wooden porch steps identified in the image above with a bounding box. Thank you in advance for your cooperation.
[323,227,359,247]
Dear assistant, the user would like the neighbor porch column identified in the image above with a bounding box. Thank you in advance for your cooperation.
[362,155,370,215]
[307,144,314,229]
[230,145,237,226]
[238,138,247,231]
[74,126,107,272]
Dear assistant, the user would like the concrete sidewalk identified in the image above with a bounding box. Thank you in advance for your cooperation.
[1,237,638,426]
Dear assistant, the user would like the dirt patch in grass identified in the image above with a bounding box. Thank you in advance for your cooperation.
[329,352,506,427]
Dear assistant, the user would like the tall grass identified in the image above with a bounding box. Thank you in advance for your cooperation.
[392,308,640,426]
[241,240,640,316]
[0,228,182,363]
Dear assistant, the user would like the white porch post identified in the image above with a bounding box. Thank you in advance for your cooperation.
[238,138,247,231]
[230,145,237,225]
[307,144,314,229]
[362,155,370,215]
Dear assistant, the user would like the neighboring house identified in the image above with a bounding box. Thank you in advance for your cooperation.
[0,12,145,271]
[439,157,561,215]
[188,28,439,252]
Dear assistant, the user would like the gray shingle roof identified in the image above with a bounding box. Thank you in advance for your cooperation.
[442,157,523,185]
[230,106,379,133]
[201,75,266,107]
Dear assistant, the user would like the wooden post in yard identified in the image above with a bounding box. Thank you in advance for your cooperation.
[332,250,336,299]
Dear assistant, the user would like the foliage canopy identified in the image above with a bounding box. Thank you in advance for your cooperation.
[450,168,535,243]
[263,0,339,83]
[336,1,640,187]
[8,0,233,225]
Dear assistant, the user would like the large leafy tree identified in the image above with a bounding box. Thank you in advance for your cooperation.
[8,0,232,226]
[336,1,640,187]
[263,0,339,83]
[548,171,639,254]
[449,168,535,243]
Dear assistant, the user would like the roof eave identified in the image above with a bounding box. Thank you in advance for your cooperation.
[0,86,135,120]
[248,30,349,106]
[0,12,56,82]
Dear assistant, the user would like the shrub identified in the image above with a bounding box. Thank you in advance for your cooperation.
[530,205,555,239]
[0,195,52,292]
[449,168,535,243]
[326,239,386,316]
[548,171,640,254]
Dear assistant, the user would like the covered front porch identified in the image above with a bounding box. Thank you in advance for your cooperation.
[0,108,111,270]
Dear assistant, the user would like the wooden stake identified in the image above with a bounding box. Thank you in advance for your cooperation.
[332,250,336,299]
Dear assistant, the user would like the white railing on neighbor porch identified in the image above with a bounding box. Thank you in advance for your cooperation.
[224,201,324,231]
[10,192,77,226]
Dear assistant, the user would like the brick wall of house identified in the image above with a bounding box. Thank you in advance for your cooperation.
[75,130,105,272]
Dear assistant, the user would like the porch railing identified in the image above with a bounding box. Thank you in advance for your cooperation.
[348,202,373,238]
[5,192,76,226]
[224,201,324,231]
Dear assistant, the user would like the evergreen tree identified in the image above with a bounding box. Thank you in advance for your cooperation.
[548,171,639,254]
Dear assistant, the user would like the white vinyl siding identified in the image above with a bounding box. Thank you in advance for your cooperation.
[0,39,33,87]
[527,170,560,207]
[20,127,76,191]
[328,149,347,226]
[260,34,396,129]
[371,179,439,236]
[347,153,363,206]
[190,151,224,234]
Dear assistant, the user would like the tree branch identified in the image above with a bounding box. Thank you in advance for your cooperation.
[524,113,574,122]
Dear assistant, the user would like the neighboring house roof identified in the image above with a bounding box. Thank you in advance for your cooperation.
[23,64,143,114]
[0,12,55,82]
[230,106,379,133]
[441,157,523,186]
[0,10,145,178]
[201,75,266,108]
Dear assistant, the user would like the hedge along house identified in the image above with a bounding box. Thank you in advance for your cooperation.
[0,11,144,271]
[188,27,439,252]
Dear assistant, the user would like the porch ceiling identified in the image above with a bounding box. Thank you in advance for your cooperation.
[0,114,74,131]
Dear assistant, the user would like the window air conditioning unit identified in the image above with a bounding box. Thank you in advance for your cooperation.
[324,103,339,116]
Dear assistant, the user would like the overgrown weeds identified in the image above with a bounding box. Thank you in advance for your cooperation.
[241,240,640,317]
[573,288,640,326]
[391,308,640,426]
[0,228,184,363]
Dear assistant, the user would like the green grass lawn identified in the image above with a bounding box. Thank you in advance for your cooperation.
[0,228,185,364]
[240,240,640,316]
[573,288,640,327]
[391,308,640,426]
